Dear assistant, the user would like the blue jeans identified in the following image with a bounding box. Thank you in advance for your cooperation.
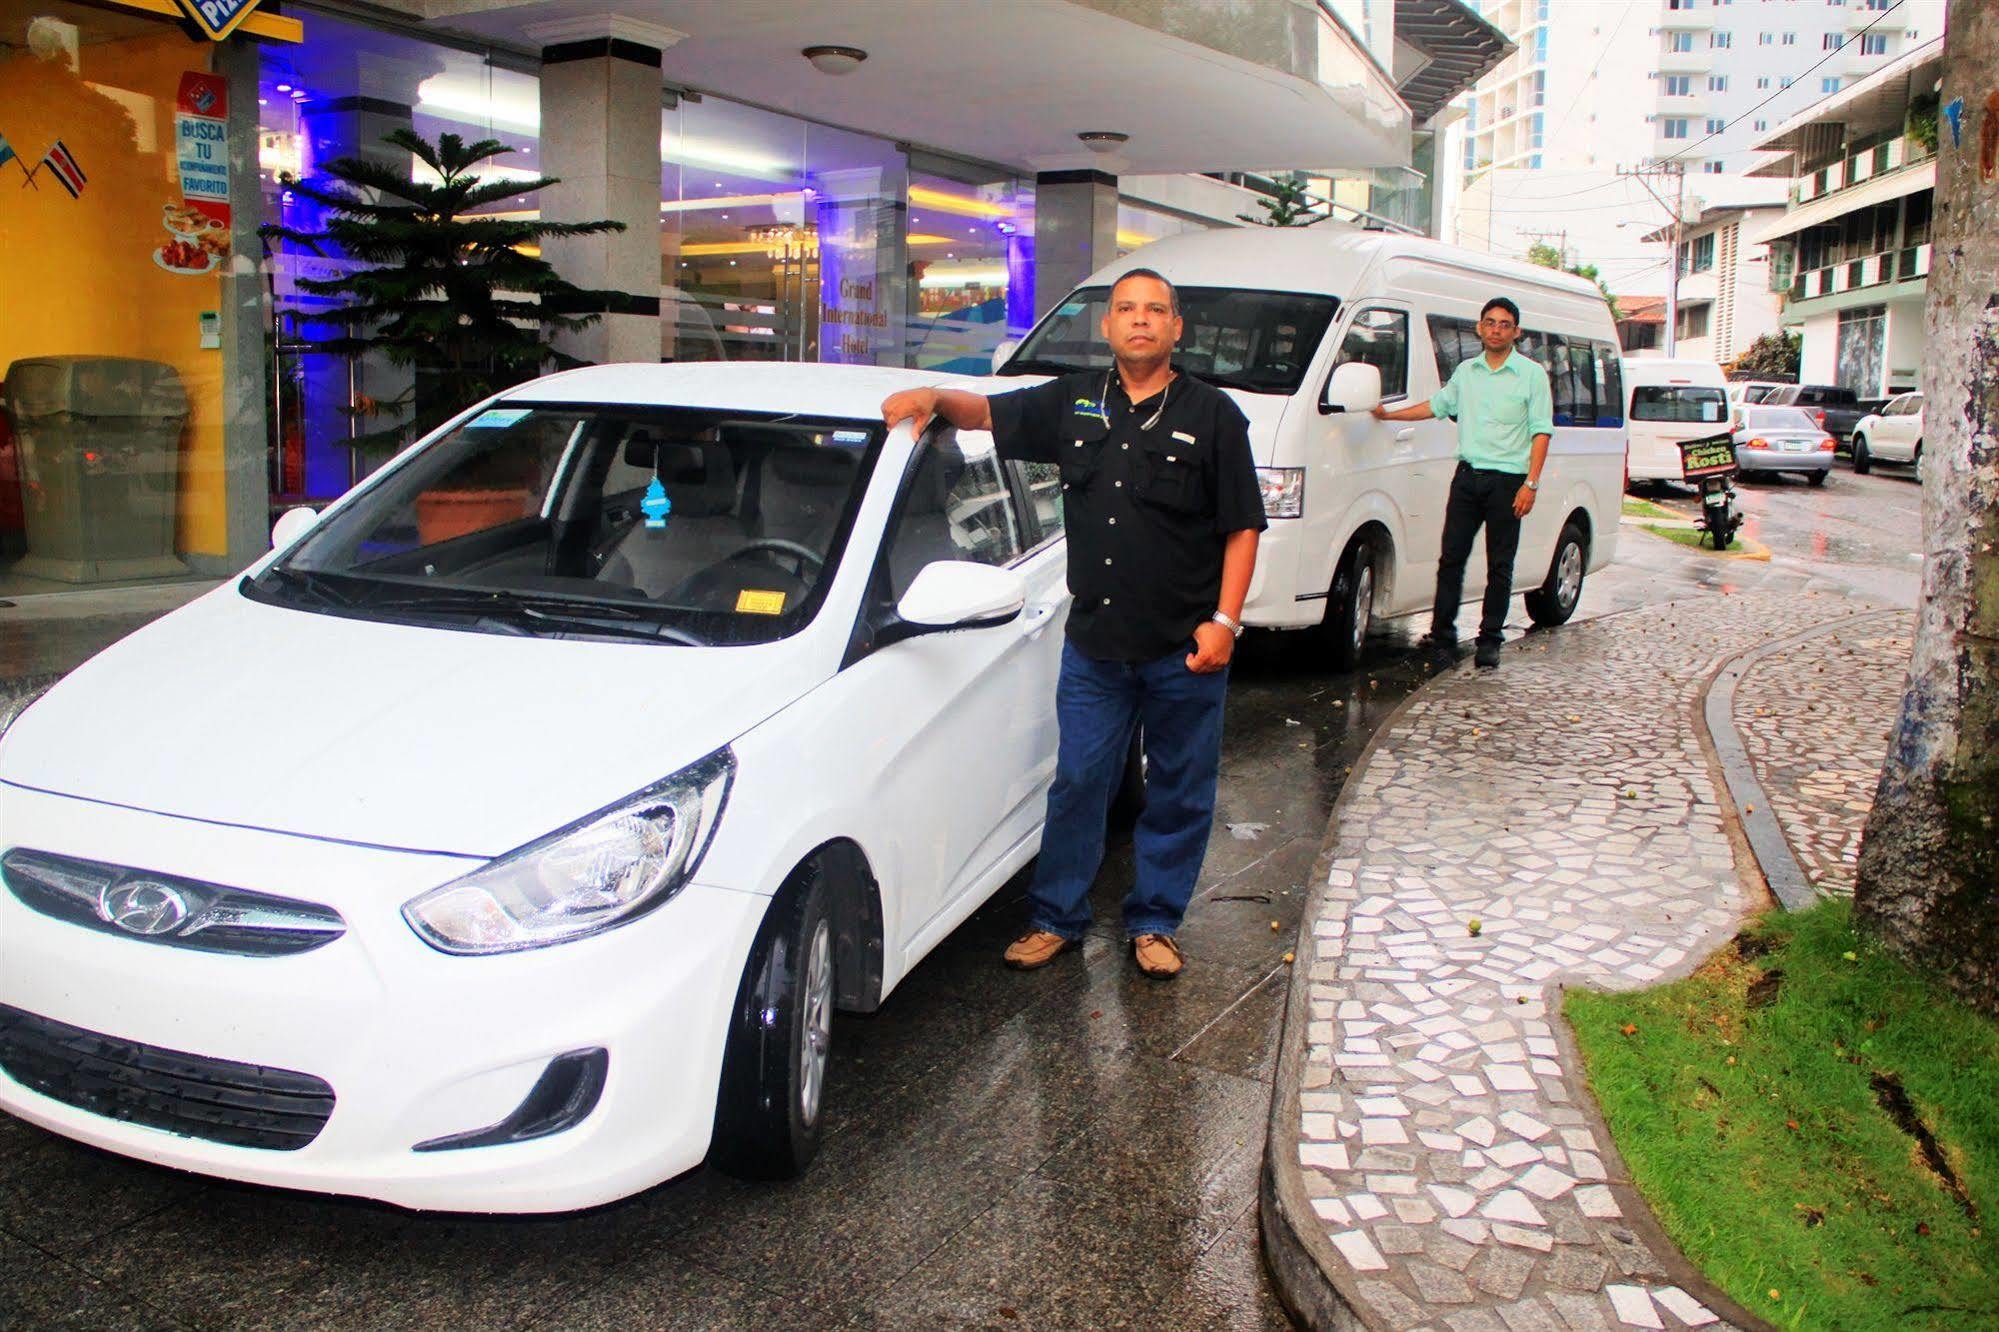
[1027,639,1230,941]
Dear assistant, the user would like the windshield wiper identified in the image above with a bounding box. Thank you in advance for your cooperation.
[998,356,1083,377]
[354,586,706,645]
[262,566,360,608]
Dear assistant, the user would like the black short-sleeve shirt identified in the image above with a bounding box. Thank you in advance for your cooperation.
[988,367,1266,662]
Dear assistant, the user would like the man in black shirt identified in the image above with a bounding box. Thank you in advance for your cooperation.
[881,269,1265,979]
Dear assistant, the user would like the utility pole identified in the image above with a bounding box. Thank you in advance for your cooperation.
[1620,162,1688,355]
[1854,0,1999,1016]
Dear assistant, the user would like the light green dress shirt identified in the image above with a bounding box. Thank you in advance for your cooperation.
[1428,350,1555,473]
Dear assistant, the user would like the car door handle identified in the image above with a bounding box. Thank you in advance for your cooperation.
[1394,428,1416,442]
[1021,601,1060,638]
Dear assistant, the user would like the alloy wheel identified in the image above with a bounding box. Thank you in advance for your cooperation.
[799,918,833,1128]
[1555,541,1584,612]
[1351,563,1374,655]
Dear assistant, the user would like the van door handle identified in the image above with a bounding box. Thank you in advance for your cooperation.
[1393,428,1416,442]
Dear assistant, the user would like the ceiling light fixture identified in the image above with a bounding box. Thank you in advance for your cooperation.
[802,45,867,76]
[1077,131,1129,154]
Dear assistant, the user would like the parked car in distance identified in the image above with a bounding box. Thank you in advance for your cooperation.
[1624,358,1731,485]
[1727,380,1790,410]
[1733,405,1836,484]
[1761,384,1869,441]
[0,360,1096,1212]
[1849,391,1925,473]
[1001,225,1625,669]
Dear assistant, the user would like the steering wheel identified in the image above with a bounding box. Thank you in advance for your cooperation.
[725,538,825,579]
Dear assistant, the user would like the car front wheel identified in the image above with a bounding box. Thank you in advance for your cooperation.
[1524,521,1587,627]
[709,861,833,1180]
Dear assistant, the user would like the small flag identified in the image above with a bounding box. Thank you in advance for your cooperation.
[0,133,15,172]
[40,140,85,198]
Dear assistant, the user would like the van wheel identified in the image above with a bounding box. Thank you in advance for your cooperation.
[1524,521,1587,627]
[709,860,833,1180]
[1321,538,1375,671]
[1851,436,1872,474]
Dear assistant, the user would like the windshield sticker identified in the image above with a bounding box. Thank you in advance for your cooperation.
[735,589,786,615]
[641,477,673,530]
[831,429,871,447]
[466,408,532,429]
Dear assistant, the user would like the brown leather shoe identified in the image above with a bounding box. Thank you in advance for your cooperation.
[1132,933,1184,980]
[1003,930,1074,970]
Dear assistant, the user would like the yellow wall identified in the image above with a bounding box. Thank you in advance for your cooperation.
[0,25,233,556]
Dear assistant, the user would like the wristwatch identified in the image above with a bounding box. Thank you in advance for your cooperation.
[1211,611,1244,639]
[1525,478,1540,491]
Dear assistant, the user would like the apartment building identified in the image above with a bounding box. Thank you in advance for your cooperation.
[1749,37,1943,396]
[1639,203,1788,361]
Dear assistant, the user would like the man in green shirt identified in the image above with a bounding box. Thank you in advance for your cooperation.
[1372,296,1553,671]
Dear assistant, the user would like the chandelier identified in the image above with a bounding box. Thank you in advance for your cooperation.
[751,225,819,263]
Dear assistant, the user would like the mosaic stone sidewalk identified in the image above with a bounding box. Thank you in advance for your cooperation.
[1266,589,1892,1332]
[1730,614,1914,897]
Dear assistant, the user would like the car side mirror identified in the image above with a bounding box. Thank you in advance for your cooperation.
[990,338,1020,375]
[881,561,1026,647]
[270,506,321,550]
[1322,362,1382,415]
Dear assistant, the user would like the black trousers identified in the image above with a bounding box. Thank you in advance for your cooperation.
[1432,462,1527,646]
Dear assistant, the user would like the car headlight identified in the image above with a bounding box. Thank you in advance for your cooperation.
[1258,467,1305,519]
[403,749,735,956]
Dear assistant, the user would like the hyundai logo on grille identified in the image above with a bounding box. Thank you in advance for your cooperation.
[99,880,192,936]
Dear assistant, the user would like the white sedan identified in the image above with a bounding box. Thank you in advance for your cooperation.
[1849,390,1924,473]
[0,362,1090,1211]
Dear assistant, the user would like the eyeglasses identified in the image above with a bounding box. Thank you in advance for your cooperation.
[1479,319,1517,331]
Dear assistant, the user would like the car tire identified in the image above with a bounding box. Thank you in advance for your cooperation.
[1852,436,1872,475]
[1320,537,1375,672]
[1524,520,1587,627]
[708,860,834,1181]
[1807,470,1828,487]
[1108,724,1145,829]
[1913,441,1923,469]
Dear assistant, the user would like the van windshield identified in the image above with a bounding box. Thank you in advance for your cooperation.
[1632,385,1728,423]
[1002,286,1338,395]
[246,404,881,647]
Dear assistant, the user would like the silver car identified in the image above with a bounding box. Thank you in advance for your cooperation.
[1733,406,1835,486]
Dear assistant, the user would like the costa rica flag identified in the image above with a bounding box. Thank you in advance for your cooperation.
[40,140,86,198]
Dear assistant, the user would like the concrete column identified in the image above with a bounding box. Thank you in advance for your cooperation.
[1032,169,1118,320]
[535,31,671,365]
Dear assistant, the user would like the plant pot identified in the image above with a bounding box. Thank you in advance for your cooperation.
[414,487,534,545]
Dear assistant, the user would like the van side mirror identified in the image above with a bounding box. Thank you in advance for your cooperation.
[1322,362,1382,415]
[270,506,320,550]
[990,339,1020,375]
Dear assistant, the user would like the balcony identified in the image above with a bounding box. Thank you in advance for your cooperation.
[1657,45,1714,73]
[1794,134,1929,204]
[1845,46,1893,77]
[1658,89,1712,117]
[1654,122,1700,154]
[1847,4,1906,30]
[1659,5,1715,31]
[1789,244,1930,302]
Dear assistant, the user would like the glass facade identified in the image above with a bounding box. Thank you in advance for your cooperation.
[1,1,1234,602]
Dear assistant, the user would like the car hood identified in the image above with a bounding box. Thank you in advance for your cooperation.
[0,586,826,858]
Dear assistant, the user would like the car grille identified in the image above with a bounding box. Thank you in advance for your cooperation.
[1,849,345,957]
[0,1004,335,1151]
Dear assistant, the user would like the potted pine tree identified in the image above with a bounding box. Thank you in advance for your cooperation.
[262,130,625,542]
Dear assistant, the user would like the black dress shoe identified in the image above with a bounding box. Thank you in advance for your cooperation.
[1474,640,1502,671]
[1424,637,1460,670]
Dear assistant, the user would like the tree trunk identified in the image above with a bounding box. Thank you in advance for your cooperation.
[1854,0,1999,1015]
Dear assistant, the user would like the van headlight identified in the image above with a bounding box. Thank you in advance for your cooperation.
[1258,467,1305,519]
[403,749,735,956]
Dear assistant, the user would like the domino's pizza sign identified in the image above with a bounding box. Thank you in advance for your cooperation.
[176,0,265,41]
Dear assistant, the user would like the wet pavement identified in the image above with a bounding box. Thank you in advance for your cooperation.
[0,470,1925,1328]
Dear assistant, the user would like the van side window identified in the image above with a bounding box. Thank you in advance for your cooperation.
[1334,309,1409,400]
[1594,342,1625,427]
[1425,314,1479,382]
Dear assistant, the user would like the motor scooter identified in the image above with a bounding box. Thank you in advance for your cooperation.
[1678,432,1742,550]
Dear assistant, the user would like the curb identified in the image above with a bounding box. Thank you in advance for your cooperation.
[1698,609,1905,912]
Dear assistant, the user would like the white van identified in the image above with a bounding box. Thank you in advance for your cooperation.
[1622,358,1732,484]
[995,226,1626,666]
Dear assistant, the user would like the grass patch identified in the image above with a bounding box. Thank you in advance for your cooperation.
[1623,496,1682,521]
[1638,522,1712,550]
[1567,899,1999,1330]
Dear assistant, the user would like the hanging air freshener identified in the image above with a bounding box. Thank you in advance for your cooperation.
[641,475,673,530]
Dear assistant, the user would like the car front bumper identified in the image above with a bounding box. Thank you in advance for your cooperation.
[0,783,766,1212]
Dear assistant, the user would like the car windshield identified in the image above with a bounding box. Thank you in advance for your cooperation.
[1746,407,1818,432]
[249,404,882,646]
[1742,384,1779,403]
[1002,285,1338,394]
[1632,385,1727,423]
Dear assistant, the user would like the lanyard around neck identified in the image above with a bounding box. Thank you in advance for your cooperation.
[1105,368,1175,432]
